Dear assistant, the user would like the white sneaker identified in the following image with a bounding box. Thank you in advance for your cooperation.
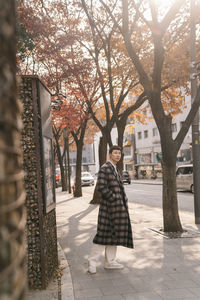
[104,261,124,270]
[88,265,96,274]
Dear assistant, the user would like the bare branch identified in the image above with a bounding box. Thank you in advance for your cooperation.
[149,0,158,25]
[175,85,200,151]
[161,0,186,34]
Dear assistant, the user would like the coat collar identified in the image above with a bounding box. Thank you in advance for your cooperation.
[107,160,117,170]
[106,161,122,183]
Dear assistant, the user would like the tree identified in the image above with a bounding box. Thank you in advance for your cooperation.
[52,97,81,191]
[18,0,145,199]
[71,118,88,197]
[80,0,143,157]
[79,0,183,177]
[17,21,35,64]
[100,0,200,232]
[79,0,160,204]
[18,0,96,197]
[0,0,26,299]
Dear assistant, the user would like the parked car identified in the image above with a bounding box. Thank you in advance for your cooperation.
[55,168,61,187]
[81,172,95,186]
[122,170,131,184]
[176,164,194,193]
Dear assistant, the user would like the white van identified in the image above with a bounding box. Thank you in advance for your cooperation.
[176,164,194,193]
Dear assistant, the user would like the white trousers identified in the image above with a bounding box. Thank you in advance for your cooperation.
[88,244,117,267]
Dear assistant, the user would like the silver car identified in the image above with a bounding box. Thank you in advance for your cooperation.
[176,164,194,193]
[81,172,95,186]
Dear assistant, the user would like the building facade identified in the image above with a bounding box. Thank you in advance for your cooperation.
[134,98,193,178]
[69,143,96,177]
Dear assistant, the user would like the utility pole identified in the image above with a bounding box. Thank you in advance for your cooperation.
[190,0,200,224]
[64,132,68,191]
[66,130,72,194]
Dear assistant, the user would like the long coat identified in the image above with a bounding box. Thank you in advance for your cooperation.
[93,161,133,249]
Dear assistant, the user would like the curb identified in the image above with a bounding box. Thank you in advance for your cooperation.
[57,243,74,300]
[132,180,162,185]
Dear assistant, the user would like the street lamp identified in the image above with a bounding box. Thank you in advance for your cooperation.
[190,0,200,224]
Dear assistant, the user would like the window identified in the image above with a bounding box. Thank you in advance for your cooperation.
[153,127,158,137]
[124,146,131,156]
[172,123,177,132]
[184,166,193,174]
[144,130,148,138]
[138,132,142,140]
[139,153,151,164]
[176,166,193,175]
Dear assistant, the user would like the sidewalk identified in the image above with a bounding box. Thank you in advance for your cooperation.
[55,184,200,300]
[25,242,73,300]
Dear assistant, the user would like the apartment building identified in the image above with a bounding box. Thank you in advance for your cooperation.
[134,98,193,178]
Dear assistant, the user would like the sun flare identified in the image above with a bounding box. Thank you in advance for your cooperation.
[154,0,175,6]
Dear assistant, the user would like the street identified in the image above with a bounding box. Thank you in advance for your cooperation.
[82,181,194,213]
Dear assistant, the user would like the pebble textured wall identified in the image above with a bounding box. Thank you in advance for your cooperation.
[19,76,58,289]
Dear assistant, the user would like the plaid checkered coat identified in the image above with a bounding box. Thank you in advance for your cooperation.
[93,161,133,248]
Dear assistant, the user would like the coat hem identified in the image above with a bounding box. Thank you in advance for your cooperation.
[93,240,134,249]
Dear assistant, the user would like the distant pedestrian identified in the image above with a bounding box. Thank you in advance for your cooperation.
[88,145,133,274]
[134,167,138,179]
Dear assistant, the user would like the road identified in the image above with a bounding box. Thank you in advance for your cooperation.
[82,181,194,213]
[125,182,194,213]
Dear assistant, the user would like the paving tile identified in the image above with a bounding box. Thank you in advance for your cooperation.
[163,279,199,289]
[123,291,162,300]
[99,285,121,296]
[111,277,133,286]
[188,287,200,297]
[156,288,195,299]
[87,296,124,300]
[89,279,114,288]
[129,279,160,293]
[181,298,200,300]
[74,288,103,299]
[113,284,135,294]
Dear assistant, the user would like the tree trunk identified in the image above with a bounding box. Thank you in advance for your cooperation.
[57,141,67,191]
[153,106,183,233]
[99,135,108,166]
[0,1,27,298]
[72,120,87,197]
[116,120,126,174]
[74,140,83,197]
[60,158,67,191]
[162,160,183,232]
[54,132,67,191]
[90,135,108,204]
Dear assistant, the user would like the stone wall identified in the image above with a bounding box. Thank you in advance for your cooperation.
[19,76,58,289]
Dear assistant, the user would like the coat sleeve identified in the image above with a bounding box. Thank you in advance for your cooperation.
[97,167,115,201]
